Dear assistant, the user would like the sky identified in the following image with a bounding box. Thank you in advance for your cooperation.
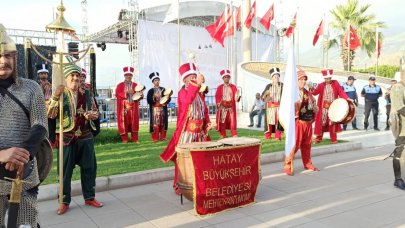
[1,0,404,86]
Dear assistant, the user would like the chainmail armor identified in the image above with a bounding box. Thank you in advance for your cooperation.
[0,78,47,227]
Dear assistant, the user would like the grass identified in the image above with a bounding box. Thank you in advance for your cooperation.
[41,123,337,185]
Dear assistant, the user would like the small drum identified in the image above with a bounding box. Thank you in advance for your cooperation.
[163,88,173,97]
[134,84,146,92]
[328,98,356,124]
[199,84,209,94]
[218,137,261,147]
[159,95,170,105]
[132,92,143,101]
[176,141,223,201]
[235,89,241,102]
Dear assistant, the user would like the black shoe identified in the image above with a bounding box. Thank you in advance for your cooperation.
[394,179,405,190]
[343,128,347,131]
[256,125,261,128]
[353,127,359,130]
[247,124,253,127]
[385,127,390,131]
[374,128,380,131]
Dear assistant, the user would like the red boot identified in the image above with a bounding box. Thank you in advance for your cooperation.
[131,132,139,143]
[160,130,167,141]
[120,134,128,143]
[85,198,103,208]
[57,203,69,215]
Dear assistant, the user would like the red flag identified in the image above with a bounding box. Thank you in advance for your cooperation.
[222,9,235,39]
[244,1,256,29]
[378,40,381,58]
[346,25,361,50]
[205,8,232,47]
[259,3,274,30]
[285,13,297,38]
[312,19,324,46]
[205,10,225,38]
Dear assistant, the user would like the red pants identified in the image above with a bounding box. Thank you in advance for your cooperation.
[315,124,337,143]
[152,127,167,141]
[218,112,237,137]
[121,132,138,143]
[284,120,316,175]
[264,125,282,140]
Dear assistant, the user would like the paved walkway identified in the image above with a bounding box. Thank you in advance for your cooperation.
[38,129,404,228]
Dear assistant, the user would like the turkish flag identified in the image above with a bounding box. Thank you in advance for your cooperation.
[259,3,274,30]
[205,9,230,46]
[378,40,381,58]
[312,19,324,46]
[205,10,225,38]
[346,25,361,50]
[285,13,297,38]
[222,9,235,39]
[244,1,256,29]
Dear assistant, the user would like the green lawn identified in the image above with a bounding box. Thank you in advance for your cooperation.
[41,123,336,185]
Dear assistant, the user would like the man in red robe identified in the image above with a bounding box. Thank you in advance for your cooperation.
[115,66,140,143]
[215,69,238,138]
[160,63,212,194]
[312,69,350,144]
[284,68,319,176]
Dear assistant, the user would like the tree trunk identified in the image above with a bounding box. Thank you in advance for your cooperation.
[340,37,355,71]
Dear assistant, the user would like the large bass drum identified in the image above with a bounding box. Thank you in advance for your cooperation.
[328,98,356,124]
[176,141,223,201]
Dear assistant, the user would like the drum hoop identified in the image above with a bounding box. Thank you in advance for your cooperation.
[218,137,261,146]
[134,85,145,92]
[176,142,223,149]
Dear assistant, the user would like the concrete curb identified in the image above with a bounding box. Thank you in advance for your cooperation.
[38,141,361,202]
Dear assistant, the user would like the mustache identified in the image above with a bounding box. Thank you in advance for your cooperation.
[0,63,12,70]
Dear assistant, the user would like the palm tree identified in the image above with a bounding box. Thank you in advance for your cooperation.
[327,0,385,71]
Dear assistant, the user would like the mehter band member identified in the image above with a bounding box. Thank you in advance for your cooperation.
[284,68,319,175]
[215,69,238,138]
[160,63,212,195]
[147,72,170,141]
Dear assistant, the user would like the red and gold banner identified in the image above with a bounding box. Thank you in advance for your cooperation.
[190,144,260,216]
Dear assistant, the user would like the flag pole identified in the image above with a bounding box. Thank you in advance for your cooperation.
[255,13,258,61]
[177,0,180,88]
[274,18,277,62]
[347,22,350,71]
[233,5,237,86]
[375,25,379,76]
[322,13,325,68]
[225,3,229,68]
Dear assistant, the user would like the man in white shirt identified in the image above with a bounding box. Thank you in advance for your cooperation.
[248,93,265,128]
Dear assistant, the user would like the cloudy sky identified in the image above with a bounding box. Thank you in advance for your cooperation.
[1,0,404,86]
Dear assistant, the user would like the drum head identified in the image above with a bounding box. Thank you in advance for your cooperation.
[163,88,173,96]
[132,93,142,101]
[328,98,349,123]
[134,84,145,92]
[218,137,261,146]
[37,138,53,183]
[177,141,223,149]
[160,95,169,105]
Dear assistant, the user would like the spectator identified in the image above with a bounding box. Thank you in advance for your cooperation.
[248,93,265,128]
[361,76,382,131]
